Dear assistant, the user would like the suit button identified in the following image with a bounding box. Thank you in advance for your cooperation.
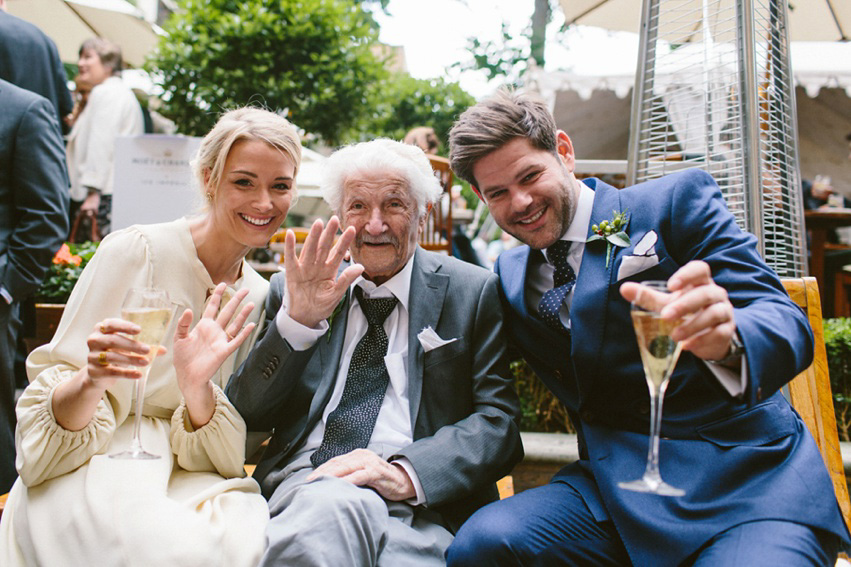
[554,370,562,381]
[262,369,272,379]
[271,355,279,364]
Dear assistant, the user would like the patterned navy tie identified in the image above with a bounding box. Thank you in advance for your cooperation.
[311,286,398,468]
[538,240,575,333]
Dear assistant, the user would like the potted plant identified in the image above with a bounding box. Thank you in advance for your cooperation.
[30,242,99,349]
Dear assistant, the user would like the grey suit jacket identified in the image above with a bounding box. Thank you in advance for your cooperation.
[227,247,523,532]
[0,79,69,302]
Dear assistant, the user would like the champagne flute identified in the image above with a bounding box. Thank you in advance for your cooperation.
[110,288,174,460]
[618,280,685,496]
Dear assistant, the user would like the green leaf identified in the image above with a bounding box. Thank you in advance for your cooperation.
[586,234,604,243]
[606,232,631,248]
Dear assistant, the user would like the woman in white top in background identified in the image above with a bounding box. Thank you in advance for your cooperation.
[66,38,144,236]
[0,107,302,567]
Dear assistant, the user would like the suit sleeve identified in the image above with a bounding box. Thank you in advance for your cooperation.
[668,170,813,405]
[225,273,318,432]
[1,95,69,301]
[395,273,523,507]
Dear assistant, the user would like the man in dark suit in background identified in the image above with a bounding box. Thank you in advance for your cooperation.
[446,89,849,565]
[0,79,70,493]
[226,139,522,566]
[0,0,72,128]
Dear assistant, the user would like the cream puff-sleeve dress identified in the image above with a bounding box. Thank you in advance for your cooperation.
[0,217,271,567]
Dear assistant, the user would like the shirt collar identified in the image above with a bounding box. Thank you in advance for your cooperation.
[543,180,594,263]
[352,251,415,312]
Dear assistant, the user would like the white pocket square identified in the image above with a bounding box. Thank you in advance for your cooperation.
[617,230,660,281]
[417,326,457,353]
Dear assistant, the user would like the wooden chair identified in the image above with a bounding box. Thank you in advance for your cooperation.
[420,155,453,254]
[782,277,851,538]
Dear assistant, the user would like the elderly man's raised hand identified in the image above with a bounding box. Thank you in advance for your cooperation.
[285,216,364,328]
[620,260,738,363]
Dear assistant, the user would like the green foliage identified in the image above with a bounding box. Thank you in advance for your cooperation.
[346,73,476,151]
[511,359,574,433]
[825,318,851,440]
[147,0,386,144]
[36,242,99,304]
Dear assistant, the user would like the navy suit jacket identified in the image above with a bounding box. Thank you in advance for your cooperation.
[227,247,523,533]
[0,11,72,126]
[494,169,849,565]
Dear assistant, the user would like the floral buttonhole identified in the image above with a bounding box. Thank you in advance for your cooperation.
[586,210,631,269]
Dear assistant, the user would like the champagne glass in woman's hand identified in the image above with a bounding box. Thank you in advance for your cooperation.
[110,288,174,460]
[618,280,686,496]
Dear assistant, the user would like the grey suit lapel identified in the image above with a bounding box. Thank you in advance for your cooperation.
[406,248,449,430]
[306,291,351,422]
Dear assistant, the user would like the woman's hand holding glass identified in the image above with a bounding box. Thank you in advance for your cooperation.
[172,283,256,429]
[86,318,156,391]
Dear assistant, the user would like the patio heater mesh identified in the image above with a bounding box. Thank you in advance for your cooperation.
[626,0,807,277]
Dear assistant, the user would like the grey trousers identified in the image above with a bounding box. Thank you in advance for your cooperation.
[260,454,453,567]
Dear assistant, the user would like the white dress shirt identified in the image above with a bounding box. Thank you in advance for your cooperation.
[525,180,747,396]
[274,254,427,503]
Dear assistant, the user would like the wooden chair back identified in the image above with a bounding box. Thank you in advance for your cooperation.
[420,155,453,254]
[782,277,851,535]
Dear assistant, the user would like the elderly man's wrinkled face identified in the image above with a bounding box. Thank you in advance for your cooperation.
[341,171,424,286]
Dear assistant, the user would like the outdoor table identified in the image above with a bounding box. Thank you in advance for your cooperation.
[804,208,851,306]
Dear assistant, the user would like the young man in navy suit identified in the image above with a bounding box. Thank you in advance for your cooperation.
[446,89,849,565]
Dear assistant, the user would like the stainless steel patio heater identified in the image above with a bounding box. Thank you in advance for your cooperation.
[626,0,806,277]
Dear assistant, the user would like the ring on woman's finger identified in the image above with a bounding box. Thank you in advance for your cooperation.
[98,352,108,366]
[99,323,107,334]
[225,331,235,341]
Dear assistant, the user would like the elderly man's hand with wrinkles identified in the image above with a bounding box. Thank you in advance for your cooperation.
[284,216,364,329]
[620,260,738,362]
[306,448,417,502]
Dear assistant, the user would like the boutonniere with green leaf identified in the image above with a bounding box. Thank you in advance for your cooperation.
[326,293,348,342]
[587,210,631,269]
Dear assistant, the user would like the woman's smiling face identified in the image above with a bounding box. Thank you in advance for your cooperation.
[209,138,296,250]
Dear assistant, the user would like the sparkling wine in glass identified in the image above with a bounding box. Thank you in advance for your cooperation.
[109,288,174,460]
[618,280,685,496]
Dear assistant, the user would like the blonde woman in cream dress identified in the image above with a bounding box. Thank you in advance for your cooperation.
[0,107,302,567]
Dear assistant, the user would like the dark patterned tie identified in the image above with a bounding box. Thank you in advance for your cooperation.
[311,286,398,468]
[538,240,575,333]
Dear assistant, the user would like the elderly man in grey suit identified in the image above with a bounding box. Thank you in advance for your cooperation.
[0,78,69,493]
[226,138,522,566]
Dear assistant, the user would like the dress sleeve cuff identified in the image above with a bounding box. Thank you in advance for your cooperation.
[170,383,248,478]
[16,368,116,486]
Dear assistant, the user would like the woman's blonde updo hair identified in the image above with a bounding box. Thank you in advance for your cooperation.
[193,107,302,203]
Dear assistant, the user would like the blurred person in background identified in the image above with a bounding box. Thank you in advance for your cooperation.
[66,38,143,238]
[0,107,301,566]
[0,78,69,494]
[0,0,72,129]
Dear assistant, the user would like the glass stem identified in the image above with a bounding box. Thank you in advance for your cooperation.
[130,366,151,452]
[643,381,669,484]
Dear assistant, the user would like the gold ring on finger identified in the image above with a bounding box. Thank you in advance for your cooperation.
[226,331,235,341]
[98,352,108,366]
[99,323,106,333]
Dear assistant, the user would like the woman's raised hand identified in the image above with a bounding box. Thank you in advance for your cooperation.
[173,284,256,394]
[284,216,363,328]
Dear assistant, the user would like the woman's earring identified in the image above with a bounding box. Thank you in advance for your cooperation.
[206,191,214,201]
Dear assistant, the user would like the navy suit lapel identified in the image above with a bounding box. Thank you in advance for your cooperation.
[572,179,624,374]
[406,248,448,429]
